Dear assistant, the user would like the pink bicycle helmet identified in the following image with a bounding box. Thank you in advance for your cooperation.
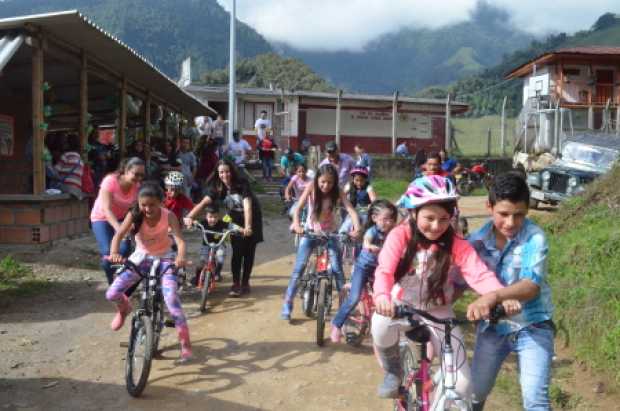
[397,175,458,209]
[350,166,369,177]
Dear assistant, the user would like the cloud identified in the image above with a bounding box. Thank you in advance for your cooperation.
[217,0,619,51]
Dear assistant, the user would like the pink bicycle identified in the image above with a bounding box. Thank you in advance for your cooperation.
[392,305,506,411]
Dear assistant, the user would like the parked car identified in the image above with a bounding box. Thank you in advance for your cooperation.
[526,133,620,208]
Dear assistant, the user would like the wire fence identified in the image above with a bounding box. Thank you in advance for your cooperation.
[451,114,517,158]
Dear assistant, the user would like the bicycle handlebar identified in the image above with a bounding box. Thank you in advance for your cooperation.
[393,304,506,326]
[192,221,241,247]
[301,229,349,241]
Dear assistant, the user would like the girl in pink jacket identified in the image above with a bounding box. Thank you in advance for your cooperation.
[372,175,516,400]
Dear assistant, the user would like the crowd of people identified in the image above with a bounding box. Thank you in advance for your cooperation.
[75,121,552,410]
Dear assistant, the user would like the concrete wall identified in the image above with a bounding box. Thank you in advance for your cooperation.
[0,195,90,246]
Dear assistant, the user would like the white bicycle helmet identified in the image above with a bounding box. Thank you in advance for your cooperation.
[164,171,185,187]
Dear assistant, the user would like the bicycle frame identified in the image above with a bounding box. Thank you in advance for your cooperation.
[394,305,506,411]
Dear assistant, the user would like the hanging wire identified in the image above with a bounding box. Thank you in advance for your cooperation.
[454,77,517,100]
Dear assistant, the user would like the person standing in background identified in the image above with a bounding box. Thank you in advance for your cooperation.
[354,144,372,179]
[254,110,271,143]
[212,114,228,158]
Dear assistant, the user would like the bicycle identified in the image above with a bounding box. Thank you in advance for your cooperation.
[392,304,506,411]
[111,257,184,397]
[339,274,375,347]
[192,221,240,313]
[296,230,347,346]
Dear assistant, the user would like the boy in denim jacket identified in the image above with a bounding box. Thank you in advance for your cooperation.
[469,173,554,411]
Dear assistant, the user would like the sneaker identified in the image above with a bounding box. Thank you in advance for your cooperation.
[330,324,342,343]
[229,284,241,297]
[241,284,251,295]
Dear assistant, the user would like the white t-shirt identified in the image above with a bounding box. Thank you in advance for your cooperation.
[227,139,252,165]
[254,118,271,141]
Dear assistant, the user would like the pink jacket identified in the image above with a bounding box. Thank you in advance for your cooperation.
[373,223,503,307]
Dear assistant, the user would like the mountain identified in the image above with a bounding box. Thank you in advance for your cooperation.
[0,0,273,79]
[276,1,534,94]
[422,12,620,117]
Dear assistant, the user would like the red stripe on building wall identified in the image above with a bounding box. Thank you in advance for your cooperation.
[298,104,451,115]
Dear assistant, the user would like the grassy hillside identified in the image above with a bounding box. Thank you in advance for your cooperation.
[542,164,620,385]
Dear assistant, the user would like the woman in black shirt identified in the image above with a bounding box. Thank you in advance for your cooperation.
[185,159,263,296]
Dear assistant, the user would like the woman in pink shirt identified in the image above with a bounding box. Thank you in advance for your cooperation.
[372,175,520,400]
[90,157,145,284]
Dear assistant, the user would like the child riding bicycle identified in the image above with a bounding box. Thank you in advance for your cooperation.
[163,171,194,222]
[339,166,376,235]
[372,175,522,399]
[281,164,361,321]
[330,199,397,343]
[105,183,192,361]
[196,204,234,283]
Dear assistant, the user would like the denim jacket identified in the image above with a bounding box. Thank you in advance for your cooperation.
[469,218,554,335]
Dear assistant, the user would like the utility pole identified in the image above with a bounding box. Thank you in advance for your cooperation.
[445,94,451,155]
[227,0,236,145]
[500,96,507,157]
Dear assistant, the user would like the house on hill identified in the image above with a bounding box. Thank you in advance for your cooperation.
[506,46,620,130]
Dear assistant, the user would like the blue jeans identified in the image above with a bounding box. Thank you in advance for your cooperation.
[92,220,132,285]
[283,235,345,305]
[332,250,376,328]
[262,157,274,179]
[471,322,555,410]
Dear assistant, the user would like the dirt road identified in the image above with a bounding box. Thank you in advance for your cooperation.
[0,198,614,410]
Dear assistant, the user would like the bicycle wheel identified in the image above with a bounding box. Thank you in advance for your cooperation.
[302,281,315,318]
[398,343,420,411]
[151,303,163,355]
[456,179,473,196]
[199,269,213,313]
[316,278,328,347]
[125,315,154,397]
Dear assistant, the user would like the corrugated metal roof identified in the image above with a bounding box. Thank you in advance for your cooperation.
[505,46,620,79]
[0,34,24,72]
[0,10,214,116]
[185,85,468,108]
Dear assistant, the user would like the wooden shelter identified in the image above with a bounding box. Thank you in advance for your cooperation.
[0,10,213,247]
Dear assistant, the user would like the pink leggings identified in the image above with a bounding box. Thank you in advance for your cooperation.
[105,259,188,329]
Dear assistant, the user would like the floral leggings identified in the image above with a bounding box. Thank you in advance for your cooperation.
[105,258,188,330]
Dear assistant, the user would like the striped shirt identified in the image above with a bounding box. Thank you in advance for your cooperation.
[55,151,83,189]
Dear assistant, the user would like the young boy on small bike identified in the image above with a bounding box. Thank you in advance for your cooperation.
[468,172,554,411]
[106,183,192,361]
[197,204,233,282]
[330,199,397,343]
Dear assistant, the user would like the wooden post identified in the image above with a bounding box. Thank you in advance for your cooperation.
[32,37,45,194]
[500,96,507,157]
[391,91,399,154]
[587,105,594,130]
[79,51,88,156]
[144,92,152,168]
[162,108,169,141]
[178,112,184,147]
[119,77,127,159]
[487,127,492,158]
[553,100,560,156]
[445,94,451,155]
[335,89,342,147]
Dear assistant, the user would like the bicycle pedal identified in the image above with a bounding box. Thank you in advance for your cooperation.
[164,319,176,328]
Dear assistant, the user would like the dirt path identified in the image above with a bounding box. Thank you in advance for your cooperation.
[0,199,616,410]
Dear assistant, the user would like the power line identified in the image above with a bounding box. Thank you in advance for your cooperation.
[454,77,517,100]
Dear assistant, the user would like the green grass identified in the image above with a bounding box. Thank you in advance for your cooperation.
[452,115,515,157]
[541,165,620,386]
[372,178,410,202]
[0,255,50,297]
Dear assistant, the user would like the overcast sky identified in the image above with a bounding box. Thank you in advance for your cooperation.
[217,0,619,51]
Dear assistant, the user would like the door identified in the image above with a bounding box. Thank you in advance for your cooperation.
[595,70,614,104]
